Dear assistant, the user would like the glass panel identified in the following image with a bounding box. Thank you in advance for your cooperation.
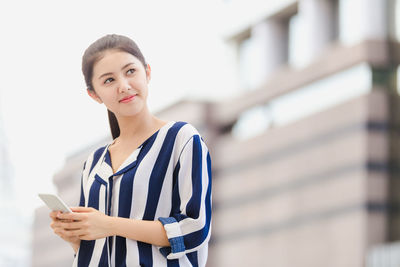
[232,105,272,140]
[396,0,400,41]
[238,36,257,89]
[288,14,307,68]
[270,62,371,126]
[233,62,372,139]
[338,0,363,45]
[397,65,400,95]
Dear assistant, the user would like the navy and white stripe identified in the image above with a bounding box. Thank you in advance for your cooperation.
[72,121,212,267]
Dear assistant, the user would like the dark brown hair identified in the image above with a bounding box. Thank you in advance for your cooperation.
[81,34,147,139]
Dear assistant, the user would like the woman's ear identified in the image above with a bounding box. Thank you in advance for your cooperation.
[87,89,103,104]
[146,64,151,83]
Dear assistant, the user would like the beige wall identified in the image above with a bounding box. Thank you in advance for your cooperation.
[209,90,388,267]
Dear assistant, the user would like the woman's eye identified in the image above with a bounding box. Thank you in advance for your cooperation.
[104,77,114,84]
[127,69,135,75]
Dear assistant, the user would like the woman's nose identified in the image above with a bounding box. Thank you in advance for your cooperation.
[117,78,131,93]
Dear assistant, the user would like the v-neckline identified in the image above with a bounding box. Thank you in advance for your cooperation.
[105,121,175,174]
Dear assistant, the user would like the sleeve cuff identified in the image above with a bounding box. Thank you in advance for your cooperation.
[158,217,186,259]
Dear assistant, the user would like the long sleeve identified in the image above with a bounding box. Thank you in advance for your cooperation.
[158,134,212,260]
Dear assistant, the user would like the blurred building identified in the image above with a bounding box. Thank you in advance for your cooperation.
[32,0,400,266]
[209,0,400,267]
[0,112,28,266]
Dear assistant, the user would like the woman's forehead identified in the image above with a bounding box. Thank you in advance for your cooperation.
[93,50,141,75]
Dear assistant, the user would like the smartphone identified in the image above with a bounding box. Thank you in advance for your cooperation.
[38,193,73,213]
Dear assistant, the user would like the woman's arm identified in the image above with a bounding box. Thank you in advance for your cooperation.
[109,216,170,247]
[56,207,170,247]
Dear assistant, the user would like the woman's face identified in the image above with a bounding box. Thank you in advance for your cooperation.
[89,49,151,118]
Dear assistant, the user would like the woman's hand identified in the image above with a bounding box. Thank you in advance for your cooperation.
[56,207,113,241]
[49,211,80,253]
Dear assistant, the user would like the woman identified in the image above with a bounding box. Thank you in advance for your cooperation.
[49,34,212,267]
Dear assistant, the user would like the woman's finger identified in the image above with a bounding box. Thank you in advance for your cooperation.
[64,229,85,238]
[57,211,87,221]
[59,220,83,231]
[70,207,94,213]
[49,211,59,220]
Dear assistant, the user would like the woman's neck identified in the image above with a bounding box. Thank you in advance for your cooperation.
[115,107,164,144]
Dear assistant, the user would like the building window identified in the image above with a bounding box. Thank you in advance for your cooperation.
[236,32,256,90]
[232,105,272,140]
[338,0,363,45]
[339,0,387,45]
[288,13,304,68]
[397,65,400,95]
[232,62,372,140]
[395,0,400,41]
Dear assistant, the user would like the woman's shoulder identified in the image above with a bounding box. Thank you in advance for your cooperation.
[169,121,202,141]
[166,121,209,155]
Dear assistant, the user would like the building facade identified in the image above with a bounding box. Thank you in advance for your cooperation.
[209,0,400,266]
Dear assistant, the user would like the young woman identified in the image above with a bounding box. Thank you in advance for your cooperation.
[49,34,212,267]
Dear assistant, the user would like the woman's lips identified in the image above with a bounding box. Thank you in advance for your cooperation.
[119,95,135,103]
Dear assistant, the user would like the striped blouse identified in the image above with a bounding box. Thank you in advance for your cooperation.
[72,121,212,267]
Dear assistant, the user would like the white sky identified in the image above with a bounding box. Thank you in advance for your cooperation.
[0,0,231,218]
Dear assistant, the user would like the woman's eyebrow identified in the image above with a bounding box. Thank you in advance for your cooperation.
[98,62,135,80]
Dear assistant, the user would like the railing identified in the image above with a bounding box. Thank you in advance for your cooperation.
[367,241,400,267]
